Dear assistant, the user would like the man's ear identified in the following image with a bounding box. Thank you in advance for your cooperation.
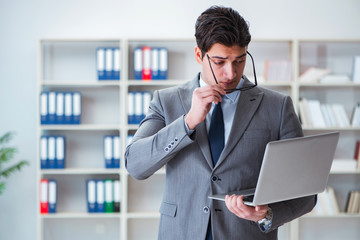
[195,46,203,64]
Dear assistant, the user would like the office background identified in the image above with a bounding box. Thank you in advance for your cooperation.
[0,0,360,239]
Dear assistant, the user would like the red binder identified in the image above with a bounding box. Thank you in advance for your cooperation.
[142,46,152,80]
[40,179,49,214]
[354,141,360,160]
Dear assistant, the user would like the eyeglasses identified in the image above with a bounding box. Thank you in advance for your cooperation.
[206,51,258,92]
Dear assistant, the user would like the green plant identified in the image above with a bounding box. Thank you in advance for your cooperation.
[0,132,29,195]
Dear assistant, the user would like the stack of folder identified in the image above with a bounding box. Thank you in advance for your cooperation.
[128,91,152,124]
[40,136,65,169]
[40,91,81,125]
[133,46,168,80]
[40,179,57,214]
[96,47,121,80]
[263,59,292,82]
[103,135,120,169]
[87,179,121,213]
[299,98,351,127]
[345,190,360,214]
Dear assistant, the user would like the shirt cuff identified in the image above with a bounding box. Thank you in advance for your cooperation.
[183,115,195,136]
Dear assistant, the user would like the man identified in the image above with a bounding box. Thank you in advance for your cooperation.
[125,5,316,240]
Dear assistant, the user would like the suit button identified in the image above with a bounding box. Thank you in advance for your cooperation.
[203,206,210,214]
[211,175,219,182]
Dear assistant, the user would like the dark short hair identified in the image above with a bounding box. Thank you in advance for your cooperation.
[195,6,251,58]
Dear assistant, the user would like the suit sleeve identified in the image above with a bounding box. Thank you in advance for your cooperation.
[265,96,317,232]
[125,90,194,180]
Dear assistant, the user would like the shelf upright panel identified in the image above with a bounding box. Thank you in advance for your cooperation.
[120,38,128,240]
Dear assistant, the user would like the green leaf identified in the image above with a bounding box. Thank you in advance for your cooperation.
[0,182,5,195]
[0,132,14,145]
[0,161,29,178]
[0,147,18,164]
[0,132,28,195]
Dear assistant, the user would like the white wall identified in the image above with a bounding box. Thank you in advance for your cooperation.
[0,0,359,239]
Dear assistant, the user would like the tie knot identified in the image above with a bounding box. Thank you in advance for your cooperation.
[211,103,223,124]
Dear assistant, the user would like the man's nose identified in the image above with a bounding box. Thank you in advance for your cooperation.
[223,62,236,79]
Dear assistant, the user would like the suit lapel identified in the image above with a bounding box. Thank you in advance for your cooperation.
[178,74,214,169]
[215,83,264,168]
[195,121,214,168]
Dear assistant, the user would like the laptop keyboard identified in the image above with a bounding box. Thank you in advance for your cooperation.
[243,195,254,202]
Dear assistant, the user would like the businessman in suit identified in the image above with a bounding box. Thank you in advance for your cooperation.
[125,6,316,240]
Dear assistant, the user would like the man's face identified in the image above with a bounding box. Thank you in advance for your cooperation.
[195,43,247,90]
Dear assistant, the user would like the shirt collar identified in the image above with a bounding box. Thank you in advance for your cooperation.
[199,74,244,103]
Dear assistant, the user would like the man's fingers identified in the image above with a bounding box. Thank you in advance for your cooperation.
[226,194,245,217]
[225,195,268,221]
[194,85,226,99]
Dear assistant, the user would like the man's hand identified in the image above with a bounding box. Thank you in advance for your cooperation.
[185,85,226,130]
[225,194,268,222]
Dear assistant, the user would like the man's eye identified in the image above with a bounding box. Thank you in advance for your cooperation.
[214,61,224,65]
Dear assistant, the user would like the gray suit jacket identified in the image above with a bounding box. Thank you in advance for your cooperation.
[125,74,316,240]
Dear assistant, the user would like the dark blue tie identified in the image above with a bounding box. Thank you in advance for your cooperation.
[208,103,225,166]
[206,103,225,240]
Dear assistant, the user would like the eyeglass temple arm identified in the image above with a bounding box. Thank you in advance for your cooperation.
[246,51,257,86]
[206,54,219,85]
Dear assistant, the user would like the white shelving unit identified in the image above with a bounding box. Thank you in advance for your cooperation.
[296,39,360,240]
[36,38,360,240]
[36,39,123,240]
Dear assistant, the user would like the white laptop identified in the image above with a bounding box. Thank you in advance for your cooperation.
[208,132,339,206]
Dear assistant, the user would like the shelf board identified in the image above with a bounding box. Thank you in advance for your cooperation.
[302,126,360,131]
[299,82,360,88]
[258,81,293,87]
[297,38,360,43]
[41,81,121,87]
[127,124,140,130]
[41,168,121,175]
[126,212,160,219]
[124,168,166,176]
[128,37,194,42]
[40,124,121,131]
[330,169,360,174]
[127,80,187,86]
[40,38,121,43]
[40,212,121,219]
[302,213,360,219]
